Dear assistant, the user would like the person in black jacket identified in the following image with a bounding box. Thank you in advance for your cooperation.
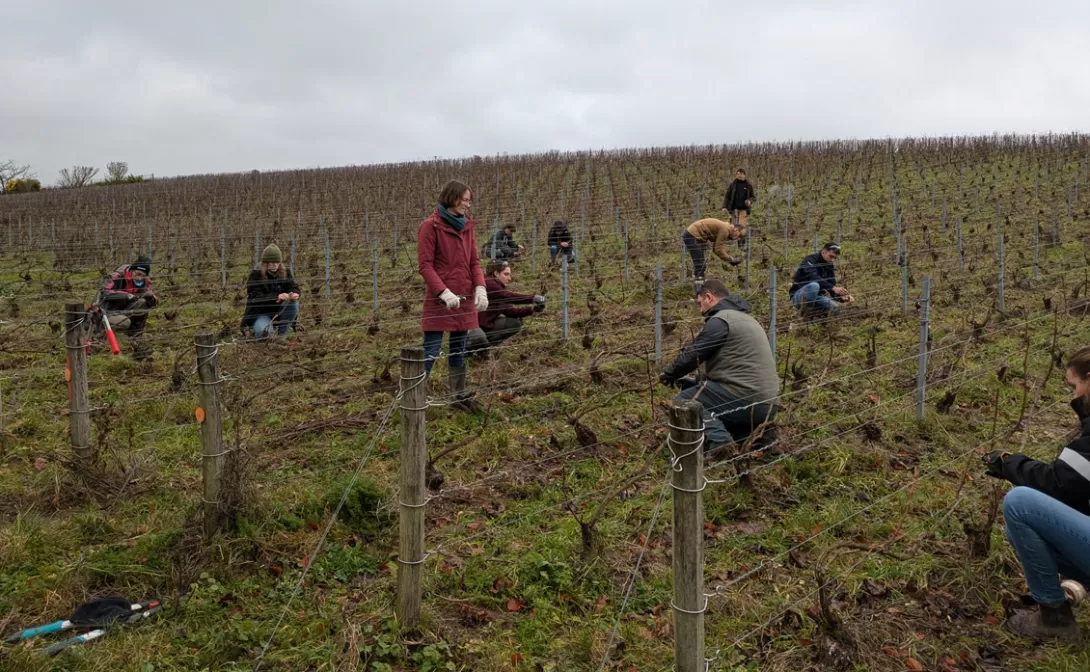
[482,224,522,260]
[789,243,853,317]
[985,347,1090,642]
[547,220,574,263]
[721,169,756,229]
[241,244,300,338]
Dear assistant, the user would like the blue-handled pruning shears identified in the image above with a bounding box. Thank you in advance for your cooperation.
[41,604,162,656]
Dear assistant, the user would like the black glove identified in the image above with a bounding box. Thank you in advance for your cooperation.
[982,450,1010,479]
[676,375,698,390]
[658,372,673,387]
[142,294,158,308]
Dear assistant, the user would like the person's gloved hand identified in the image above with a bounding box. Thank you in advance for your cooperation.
[474,286,489,311]
[532,295,546,312]
[676,375,698,390]
[142,294,158,308]
[982,450,1011,478]
[658,372,675,387]
[439,289,460,310]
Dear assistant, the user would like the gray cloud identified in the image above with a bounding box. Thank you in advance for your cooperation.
[1,0,1087,183]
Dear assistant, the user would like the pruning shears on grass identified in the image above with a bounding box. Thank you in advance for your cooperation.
[3,597,161,656]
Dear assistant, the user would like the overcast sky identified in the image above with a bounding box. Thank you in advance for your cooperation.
[2,0,1087,182]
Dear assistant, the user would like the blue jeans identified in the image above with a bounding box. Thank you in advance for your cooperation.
[550,245,574,262]
[423,330,467,375]
[252,300,299,338]
[1004,487,1090,606]
[790,282,837,315]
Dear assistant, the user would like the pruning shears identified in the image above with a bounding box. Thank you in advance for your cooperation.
[41,604,162,657]
[4,598,161,656]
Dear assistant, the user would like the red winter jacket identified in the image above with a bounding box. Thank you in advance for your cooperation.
[418,210,486,333]
[477,276,535,330]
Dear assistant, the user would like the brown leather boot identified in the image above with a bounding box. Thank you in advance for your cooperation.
[448,366,481,412]
[1008,602,1081,643]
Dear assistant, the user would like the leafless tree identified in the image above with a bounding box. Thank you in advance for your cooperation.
[106,161,129,182]
[0,159,33,192]
[58,165,100,188]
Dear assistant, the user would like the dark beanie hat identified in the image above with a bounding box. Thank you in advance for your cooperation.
[261,244,283,263]
[131,256,152,274]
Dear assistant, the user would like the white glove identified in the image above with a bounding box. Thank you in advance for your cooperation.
[474,286,488,311]
[438,289,460,310]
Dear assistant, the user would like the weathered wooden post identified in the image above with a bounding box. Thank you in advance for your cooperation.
[397,346,427,629]
[670,399,705,672]
[65,304,91,465]
[196,333,225,537]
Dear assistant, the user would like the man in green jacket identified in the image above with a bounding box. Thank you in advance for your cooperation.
[659,279,780,453]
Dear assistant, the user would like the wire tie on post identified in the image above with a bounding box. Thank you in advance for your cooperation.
[399,496,434,509]
[394,550,434,566]
[670,596,709,615]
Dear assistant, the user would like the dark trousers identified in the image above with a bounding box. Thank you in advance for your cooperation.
[467,317,523,354]
[682,230,707,279]
[675,380,777,447]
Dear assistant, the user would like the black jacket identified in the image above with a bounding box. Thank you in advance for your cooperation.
[789,252,837,296]
[241,268,300,330]
[998,399,1090,515]
[483,230,519,259]
[548,222,573,248]
[661,296,752,384]
[723,179,756,211]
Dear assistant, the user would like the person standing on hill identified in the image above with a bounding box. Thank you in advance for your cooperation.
[722,168,756,229]
[984,347,1090,642]
[94,255,158,339]
[682,217,744,284]
[547,220,575,263]
[789,243,853,318]
[467,260,545,356]
[659,279,779,455]
[418,180,489,412]
[241,244,300,338]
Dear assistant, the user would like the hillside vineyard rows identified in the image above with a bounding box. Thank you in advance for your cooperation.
[2,134,1090,670]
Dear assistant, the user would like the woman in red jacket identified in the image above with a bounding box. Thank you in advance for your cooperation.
[418,180,488,411]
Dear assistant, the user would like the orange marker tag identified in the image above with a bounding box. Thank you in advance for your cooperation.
[65,367,71,382]
[195,407,206,424]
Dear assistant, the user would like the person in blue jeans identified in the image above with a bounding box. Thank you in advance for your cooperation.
[789,243,853,318]
[984,346,1090,641]
[241,245,300,339]
[547,220,574,263]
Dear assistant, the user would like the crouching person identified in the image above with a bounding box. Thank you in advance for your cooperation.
[659,279,780,454]
[467,260,545,356]
[241,244,300,338]
[984,347,1090,642]
[95,255,158,338]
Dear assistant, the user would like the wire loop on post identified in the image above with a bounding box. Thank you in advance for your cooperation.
[670,596,709,615]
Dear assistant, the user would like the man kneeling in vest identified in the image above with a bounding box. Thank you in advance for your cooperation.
[659,279,780,454]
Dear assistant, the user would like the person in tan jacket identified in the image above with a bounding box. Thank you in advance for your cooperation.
[682,217,745,281]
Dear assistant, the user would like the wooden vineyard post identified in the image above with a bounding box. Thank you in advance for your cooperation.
[397,346,427,629]
[670,399,705,672]
[196,333,226,537]
[65,303,92,466]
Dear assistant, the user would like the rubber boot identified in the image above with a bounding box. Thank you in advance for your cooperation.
[1008,601,1081,643]
[448,366,481,412]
